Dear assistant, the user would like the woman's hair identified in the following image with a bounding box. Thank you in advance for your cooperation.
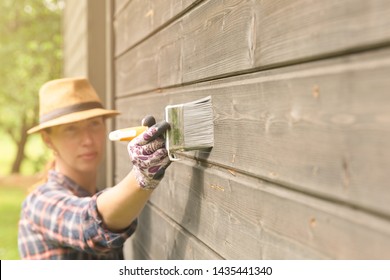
[28,128,55,193]
[28,159,55,193]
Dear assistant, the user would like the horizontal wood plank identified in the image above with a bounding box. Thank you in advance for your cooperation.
[119,158,390,259]
[114,0,201,56]
[113,0,390,260]
[115,18,183,95]
[115,0,390,96]
[124,204,223,259]
[252,0,390,67]
[123,236,150,260]
[114,48,390,215]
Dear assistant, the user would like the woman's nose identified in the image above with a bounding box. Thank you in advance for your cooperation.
[81,129,94,145]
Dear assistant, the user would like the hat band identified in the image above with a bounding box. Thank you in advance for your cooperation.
[40,101,104,123]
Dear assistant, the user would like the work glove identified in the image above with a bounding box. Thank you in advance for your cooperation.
[128,116,171,189]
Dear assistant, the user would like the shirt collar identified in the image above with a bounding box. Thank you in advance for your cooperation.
[48,169,93,197]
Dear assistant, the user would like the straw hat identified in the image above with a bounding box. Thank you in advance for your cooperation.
[27,77,120,134]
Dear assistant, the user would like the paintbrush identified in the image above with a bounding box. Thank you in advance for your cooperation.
[109,96,214,161]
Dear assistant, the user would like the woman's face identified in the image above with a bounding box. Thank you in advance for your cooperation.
[43,117,106,174]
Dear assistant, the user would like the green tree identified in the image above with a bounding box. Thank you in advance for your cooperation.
[0,0,63,173]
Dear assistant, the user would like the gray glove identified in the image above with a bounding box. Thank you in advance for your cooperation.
[127,116,171,189]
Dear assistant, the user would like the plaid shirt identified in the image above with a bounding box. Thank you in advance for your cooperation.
[18,170,137,259]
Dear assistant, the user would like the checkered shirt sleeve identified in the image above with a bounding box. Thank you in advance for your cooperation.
[18,171,136,259]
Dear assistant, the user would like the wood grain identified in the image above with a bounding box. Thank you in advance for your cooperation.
[115,0,390,96]
[123,204,223,259]
[114,48,390,216]
[114,0,201,56]
[111,0,390,260]
[115,155,390,259]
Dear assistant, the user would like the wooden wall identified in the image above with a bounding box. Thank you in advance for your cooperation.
[63,0,88,77]
[111,0,390,259]
[63,0,108,188]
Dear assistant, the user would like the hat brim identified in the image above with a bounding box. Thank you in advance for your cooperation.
[27,108,120,134]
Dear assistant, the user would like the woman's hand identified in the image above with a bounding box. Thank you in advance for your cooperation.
[127,116,171,189]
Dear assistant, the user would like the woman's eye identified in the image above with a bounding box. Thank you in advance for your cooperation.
[89,119,103,129]
[90,121,101,128]
[64,126,77,132]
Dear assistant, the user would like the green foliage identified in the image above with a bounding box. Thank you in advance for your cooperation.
[0,132,16,176]
[22,133,51,174]
[0,133,17,175]
[0,0,63,174]
[0,130,50,175]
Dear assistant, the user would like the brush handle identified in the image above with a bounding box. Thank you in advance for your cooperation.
[108,126,148,141]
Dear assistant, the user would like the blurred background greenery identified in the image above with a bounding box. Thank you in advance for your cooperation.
[0,0,64,259]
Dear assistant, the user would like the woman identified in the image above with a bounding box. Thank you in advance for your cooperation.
[18,77,171,259]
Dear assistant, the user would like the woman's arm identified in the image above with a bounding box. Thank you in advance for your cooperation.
[96,120,171,232]
[96,170,153,231]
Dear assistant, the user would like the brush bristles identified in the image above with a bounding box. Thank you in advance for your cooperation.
[165,96,214,153]
[183,97,214,149]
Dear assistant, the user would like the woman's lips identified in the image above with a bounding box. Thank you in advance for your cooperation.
[79,152,98,160]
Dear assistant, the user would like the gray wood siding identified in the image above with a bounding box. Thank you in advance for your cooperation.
[115,0,390,96]
[111,0,390,259]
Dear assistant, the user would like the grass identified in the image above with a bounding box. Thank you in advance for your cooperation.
[0,131,48,259]
[0,185,27,260]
